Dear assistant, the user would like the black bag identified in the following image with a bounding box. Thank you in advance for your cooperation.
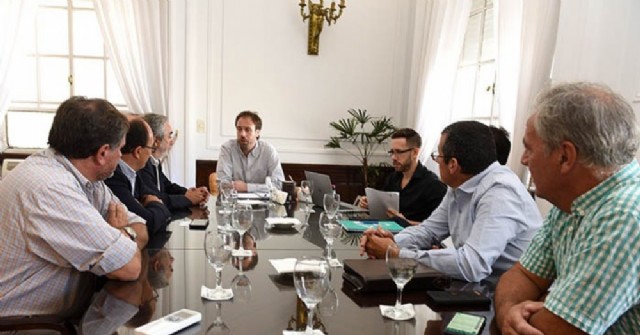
[342,259,450,293]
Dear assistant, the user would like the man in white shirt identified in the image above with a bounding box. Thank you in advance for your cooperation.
[216,110,285,193]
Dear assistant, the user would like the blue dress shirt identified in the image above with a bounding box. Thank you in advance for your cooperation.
[395,162,543,282]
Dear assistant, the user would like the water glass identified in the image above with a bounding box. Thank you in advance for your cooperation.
[300,180,314,212]
[384,245,418,320]
[232,204,253,256]
[204,231,234,299]
[293,257,330,335]
[323,193,340,219]
[319,212,342,264]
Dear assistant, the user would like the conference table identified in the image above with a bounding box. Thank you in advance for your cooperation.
[74,198,499,335]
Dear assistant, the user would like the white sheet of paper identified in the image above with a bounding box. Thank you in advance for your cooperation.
[365,187,399,220]
[269,258,298,274]
[237,192,269,199]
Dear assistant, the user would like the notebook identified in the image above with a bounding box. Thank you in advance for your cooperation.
[303,171,367,212]
[339,219,404,233]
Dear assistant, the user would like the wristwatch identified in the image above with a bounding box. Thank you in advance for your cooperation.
[123,226,137,242]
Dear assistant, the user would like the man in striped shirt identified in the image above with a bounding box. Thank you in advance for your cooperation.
[0,97,148,317]
[495,82,640,334]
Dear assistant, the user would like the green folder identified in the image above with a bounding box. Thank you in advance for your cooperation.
[339,220,404,233]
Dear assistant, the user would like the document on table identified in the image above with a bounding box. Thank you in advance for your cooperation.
[365,187,399,220]
[237,192,269,199]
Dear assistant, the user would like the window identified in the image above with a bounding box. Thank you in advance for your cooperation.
[6,0,127,149]
[450,0,496,125]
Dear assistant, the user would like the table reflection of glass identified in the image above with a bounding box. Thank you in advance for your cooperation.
[231,204,253,257]
[205,302,230,335]
[231,233,256,303]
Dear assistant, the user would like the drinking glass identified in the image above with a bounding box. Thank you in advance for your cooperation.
[218,181,234,231]
[384,245,418,320]
[231,272,252,303]
[319,212,341,265]
[232,204,253,256]
[205,302,230,335]
[300,180,314,212]
[204,231,234,300]
[323,193,340,219]
[293,257,330,335]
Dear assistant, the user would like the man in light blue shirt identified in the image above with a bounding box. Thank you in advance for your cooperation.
[216,111,285,193]
[360,121,542,282]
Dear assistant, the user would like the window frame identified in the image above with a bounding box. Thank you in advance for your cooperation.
[5,0,127,149]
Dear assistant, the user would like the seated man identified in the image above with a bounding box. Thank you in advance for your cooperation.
[0,97,147,317]
[106,118,172,234]
[359,128,446,224]
[360,121,542,282]
[495,82,640,334]
[140,113,208,210]
[216,110,285,193]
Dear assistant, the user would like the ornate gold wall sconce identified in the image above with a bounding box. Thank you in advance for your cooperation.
[299,0,346,55]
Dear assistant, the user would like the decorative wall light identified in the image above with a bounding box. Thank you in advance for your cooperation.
[299,0,346,55]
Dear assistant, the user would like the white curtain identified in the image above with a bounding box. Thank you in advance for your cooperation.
[409,0,472,165]
[0,0,36,151]
[93,0,172,176]
[93,0,169,117]
[495,0,561,179]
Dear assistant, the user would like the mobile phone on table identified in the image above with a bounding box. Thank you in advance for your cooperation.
[444,312,486,335]
[189,219,208,230]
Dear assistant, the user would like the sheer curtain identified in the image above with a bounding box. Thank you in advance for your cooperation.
[495,0,561,179]
[93,0,169,117]
[409,0,472,165]
[0,0,36,151]
[93,0,172,173]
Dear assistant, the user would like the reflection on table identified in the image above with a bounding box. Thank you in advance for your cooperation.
[24,198,499,335]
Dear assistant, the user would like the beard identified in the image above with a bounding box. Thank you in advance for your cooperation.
[394,159,412,173]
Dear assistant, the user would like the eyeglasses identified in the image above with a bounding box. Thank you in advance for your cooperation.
[430,151,449,161]
[143,145,156,153]
[168,129,179,141]
[387,148,414,156]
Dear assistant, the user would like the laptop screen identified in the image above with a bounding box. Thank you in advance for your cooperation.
[303,171,333,208]
[303,170,367,212]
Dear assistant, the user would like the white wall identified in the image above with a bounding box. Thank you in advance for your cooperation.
[169,0,415,186]
[531,0,640,217]
[168,0,640,189]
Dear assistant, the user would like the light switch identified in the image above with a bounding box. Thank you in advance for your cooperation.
[196,120,205,133]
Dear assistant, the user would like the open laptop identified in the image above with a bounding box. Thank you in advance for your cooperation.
[304,171,367,213]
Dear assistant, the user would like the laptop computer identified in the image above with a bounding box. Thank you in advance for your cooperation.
[304,171,367,213]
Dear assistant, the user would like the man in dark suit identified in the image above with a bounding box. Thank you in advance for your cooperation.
[106,118,171,234]
[139,114,208,210]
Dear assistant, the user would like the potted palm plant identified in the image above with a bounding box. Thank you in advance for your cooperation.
[325,108,396,188]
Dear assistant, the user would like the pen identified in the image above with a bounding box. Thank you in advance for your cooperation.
[288,175,294,181]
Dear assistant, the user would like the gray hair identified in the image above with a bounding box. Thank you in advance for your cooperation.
[142,113,168,141]
[533,82,639,170]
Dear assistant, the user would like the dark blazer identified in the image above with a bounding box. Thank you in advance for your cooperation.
[138,160,192,210]
[383,161,447,222]
[105,165,172,234]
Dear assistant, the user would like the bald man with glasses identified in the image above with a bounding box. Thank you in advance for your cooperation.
[359,128,446,225]
[140,114,209,210]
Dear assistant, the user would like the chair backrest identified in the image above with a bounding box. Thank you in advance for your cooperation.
[0,315,77,335]
[1,158,24,177]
